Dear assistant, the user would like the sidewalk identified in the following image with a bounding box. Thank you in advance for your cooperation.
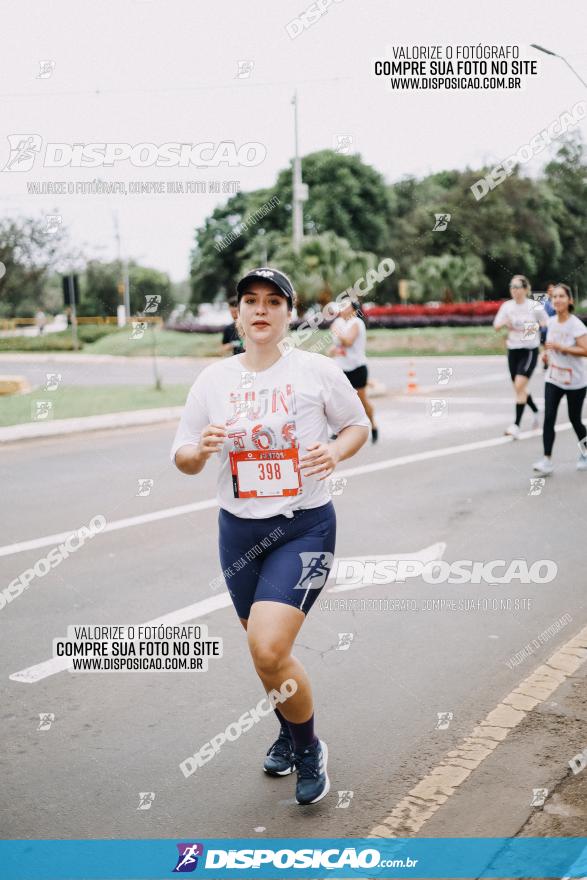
[0,406,183,443]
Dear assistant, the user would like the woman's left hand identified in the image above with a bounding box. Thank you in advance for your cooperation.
[299,442,340,480]
[545,341,563,352]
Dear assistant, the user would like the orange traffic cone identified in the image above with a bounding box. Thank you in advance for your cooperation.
[406,361,418,393]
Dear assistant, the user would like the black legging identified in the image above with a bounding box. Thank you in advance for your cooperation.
[543,382,587,456]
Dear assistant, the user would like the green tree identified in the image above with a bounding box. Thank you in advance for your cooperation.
[409,254,490,302]
[543,134,587,295]
[0,216,69,317]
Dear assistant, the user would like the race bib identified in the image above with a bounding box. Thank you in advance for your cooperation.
[229,448,302,498]
[549,364,573,385]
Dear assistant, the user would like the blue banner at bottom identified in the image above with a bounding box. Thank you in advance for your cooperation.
[2,837,587,879]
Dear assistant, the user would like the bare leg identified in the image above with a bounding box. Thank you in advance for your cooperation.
[246,600,314,722]
[357,386,377,430]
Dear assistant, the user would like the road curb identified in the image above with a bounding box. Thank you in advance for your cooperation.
[0,406,183,443]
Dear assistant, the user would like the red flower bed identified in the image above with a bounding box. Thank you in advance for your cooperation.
[363,301,505,317]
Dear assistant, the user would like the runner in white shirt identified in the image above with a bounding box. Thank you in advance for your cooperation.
[493,275,548,438]
[329,300,378,442]
[533,283,587,475]
[171,267,370,805]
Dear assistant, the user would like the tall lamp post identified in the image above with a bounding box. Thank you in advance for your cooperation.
[530,43,587,89]
[291,91,308,253]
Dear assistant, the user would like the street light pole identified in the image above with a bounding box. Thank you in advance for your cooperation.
[530,43,587,89]
[291,91,305,253]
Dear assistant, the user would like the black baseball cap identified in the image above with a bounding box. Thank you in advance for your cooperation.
[236,267,294,310]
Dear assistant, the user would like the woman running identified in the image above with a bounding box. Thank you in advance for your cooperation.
[329,299,378,443]
[171,267,370,805]
[493,275,547,438]
[533,283,587,476]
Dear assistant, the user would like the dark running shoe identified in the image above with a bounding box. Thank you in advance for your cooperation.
[371,427,379,444]
[263,729,295,776]
[294,738,330,805]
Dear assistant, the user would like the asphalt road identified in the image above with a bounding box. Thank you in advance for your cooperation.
[1,355,586,840]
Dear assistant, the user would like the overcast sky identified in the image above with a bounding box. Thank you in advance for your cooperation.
[2,0,586,281]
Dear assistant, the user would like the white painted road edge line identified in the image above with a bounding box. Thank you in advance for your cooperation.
[9,593,233,683]
[0,421,572,559]
[8,546,441,684]
[368,622,587,839]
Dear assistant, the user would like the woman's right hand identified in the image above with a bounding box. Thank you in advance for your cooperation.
[198,424,227,457]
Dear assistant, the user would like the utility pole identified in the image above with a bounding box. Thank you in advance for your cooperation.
[67,274,79,351]
[291,91,308,253]
[113,211,130,324]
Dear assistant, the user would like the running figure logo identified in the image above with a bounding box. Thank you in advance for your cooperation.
[2,134,42,171]
[336,790,354,808]
[37,713,55,731]
[432,213,451,231]
[296,552,334,590]
[173,843,204,873]
[137,792,155,810]
[336,633,354,651]
[528,478,545,496]
[435,711,453,730]
[143,294,162,313]
[530,788,548,807]
[436,367,453,385]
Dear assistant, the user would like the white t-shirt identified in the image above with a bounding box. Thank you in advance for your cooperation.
[170,348,370,518]
[330,316,367,371]
[545,314,587,390]
[493,298,547,349]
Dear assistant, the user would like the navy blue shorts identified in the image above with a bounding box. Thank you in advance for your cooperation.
[218,502,336,620]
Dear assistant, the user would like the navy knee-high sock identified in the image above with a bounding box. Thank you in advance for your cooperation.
[287,714,318,752]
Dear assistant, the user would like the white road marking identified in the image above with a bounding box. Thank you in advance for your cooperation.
[9,593,233,683]
[9,546,445,683]
[0,500,217,558]
[1,422,571,561]
[368,622,587,839]
[327,543,446,592]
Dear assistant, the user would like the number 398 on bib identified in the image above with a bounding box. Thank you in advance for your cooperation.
[229,448,302,498]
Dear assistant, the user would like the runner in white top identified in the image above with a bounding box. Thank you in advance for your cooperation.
[493,274,548,438]
[329,299,378,443]
[532,283,587,475]
[171,267,370,805]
